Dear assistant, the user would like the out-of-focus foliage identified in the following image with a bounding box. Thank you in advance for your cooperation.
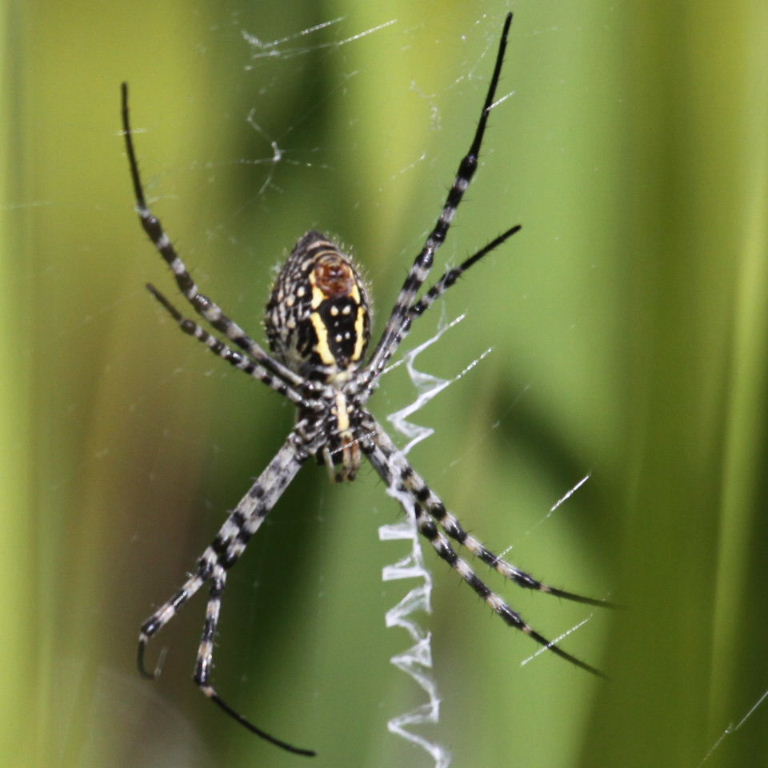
[3,2,766,767]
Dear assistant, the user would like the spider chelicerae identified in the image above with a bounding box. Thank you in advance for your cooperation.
[123,13,607,758]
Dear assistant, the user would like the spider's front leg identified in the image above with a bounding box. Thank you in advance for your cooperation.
[121,83,304,393]
[145,282,320,411]
[138,429,317,756]
[364,13,514,385]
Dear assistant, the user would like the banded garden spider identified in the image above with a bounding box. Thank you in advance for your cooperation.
[123,13,606,758]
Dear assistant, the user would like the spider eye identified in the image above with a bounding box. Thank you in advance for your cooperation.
[265,230,371,378]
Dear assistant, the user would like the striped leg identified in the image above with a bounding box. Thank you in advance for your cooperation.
[146,283,319,411]
[138,568,209,679]
[138,431,314,753]
[120,83,303,391]
[424,496,610,606]
[364,415,605,674]
[192,564,316,756]
[368,419,609,606]
[357,225,522,402]
[412,503,603,676]
[364,13,514,387]
[409,226,522,320]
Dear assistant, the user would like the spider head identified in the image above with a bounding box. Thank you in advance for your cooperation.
[265,231,372,382]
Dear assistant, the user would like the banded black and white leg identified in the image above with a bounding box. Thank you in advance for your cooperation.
[363,13,514,387]
[354,224,523,402]
[193,562,314,756]
[138,430,316,755]
[145,282,323,411]
[364,416,606,675]
[408,226,521,322]
[120,83,304,392]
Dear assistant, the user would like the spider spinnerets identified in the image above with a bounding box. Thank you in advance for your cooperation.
[122,13,608,758]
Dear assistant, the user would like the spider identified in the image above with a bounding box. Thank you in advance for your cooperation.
[122,13,607,758]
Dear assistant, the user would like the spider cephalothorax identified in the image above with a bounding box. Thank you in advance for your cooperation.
[123,12,607,758]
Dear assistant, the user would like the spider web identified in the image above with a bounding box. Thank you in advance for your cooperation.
[697,688,768,767]
[379,314,491,768]
[118,13,514,764]
[118,13,599,764]
[13,3,767,767]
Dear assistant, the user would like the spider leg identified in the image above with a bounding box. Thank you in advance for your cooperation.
[146,283,320,411]
[364,13,514,384]
[363,414,604,676]
[357,225,522,402]
[406,467,612,608]
[194,563,316,757]
[367,420,609,606]
[120,83,303,391]
[138,431,316,752]
[409,225,522,320]
[138,566,210,679]
[412,502,604,677]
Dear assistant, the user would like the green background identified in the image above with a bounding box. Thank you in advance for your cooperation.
[3,1,767,766]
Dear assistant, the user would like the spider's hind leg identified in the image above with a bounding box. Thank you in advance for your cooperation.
[412,503,604,677]
[138,553,215,679]
[137,432,314,750]
[192,564,316,757]
[411,476,612,608]
[364,416,606,675]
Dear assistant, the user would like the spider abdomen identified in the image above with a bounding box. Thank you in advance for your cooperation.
[265,231,371,381]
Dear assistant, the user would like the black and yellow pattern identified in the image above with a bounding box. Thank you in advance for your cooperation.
[265,231,371,379]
